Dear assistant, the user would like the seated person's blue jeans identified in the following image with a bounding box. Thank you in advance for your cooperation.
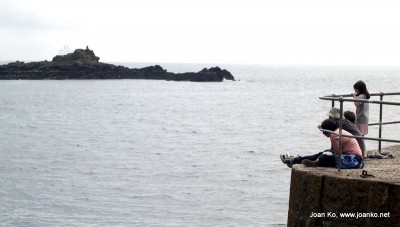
[318,154,336,167]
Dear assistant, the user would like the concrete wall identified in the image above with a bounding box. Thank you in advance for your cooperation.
[287,167,400,226]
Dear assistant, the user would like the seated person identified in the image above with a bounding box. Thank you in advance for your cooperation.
[281,119,362,168]
[319,108,366,157]
[304,119,362,167]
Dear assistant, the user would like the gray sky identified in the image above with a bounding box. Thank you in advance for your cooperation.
[2,0,400,65]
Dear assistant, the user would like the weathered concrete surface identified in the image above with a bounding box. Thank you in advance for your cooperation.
[287,145,400,227]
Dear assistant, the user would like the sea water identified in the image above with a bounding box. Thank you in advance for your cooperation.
[0,64,399,226]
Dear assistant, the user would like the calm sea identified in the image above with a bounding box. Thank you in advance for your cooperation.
[1,63,399,226]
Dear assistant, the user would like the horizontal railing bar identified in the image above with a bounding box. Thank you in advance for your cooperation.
[320,129,400,143]
[319,97,400,106]
[325,92,400,98]
[369,121,400,126]
[370,92,400,96]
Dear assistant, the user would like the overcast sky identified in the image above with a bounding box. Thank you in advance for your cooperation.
[2,0,400,65]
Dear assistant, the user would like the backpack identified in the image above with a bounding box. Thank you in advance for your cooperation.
[335,154,364,169]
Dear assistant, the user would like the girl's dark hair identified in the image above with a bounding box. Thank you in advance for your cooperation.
[321,119,338,132]
[353,80,370,99]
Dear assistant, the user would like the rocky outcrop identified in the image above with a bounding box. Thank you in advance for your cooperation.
[0,47,235,82]
[52,47,99,65]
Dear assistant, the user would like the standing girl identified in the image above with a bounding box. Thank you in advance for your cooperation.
[352,80,370,135]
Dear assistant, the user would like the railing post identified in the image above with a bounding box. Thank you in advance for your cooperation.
[379,92,384,153]
[338,97,344,172]
[331,94,335,108]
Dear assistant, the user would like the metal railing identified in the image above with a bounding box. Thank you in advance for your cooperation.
[319,92,400,171]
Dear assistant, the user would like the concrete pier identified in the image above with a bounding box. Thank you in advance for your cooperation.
[287,145,400,226]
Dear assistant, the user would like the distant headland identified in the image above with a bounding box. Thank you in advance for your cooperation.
[0,46,235,82]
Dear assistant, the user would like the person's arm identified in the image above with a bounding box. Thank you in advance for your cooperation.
[330,136,340,155]
[352,93,363,107]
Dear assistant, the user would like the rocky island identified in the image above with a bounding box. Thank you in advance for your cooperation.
[0,47,235,82]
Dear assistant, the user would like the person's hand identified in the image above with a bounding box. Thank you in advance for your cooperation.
[352,92,357,98]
